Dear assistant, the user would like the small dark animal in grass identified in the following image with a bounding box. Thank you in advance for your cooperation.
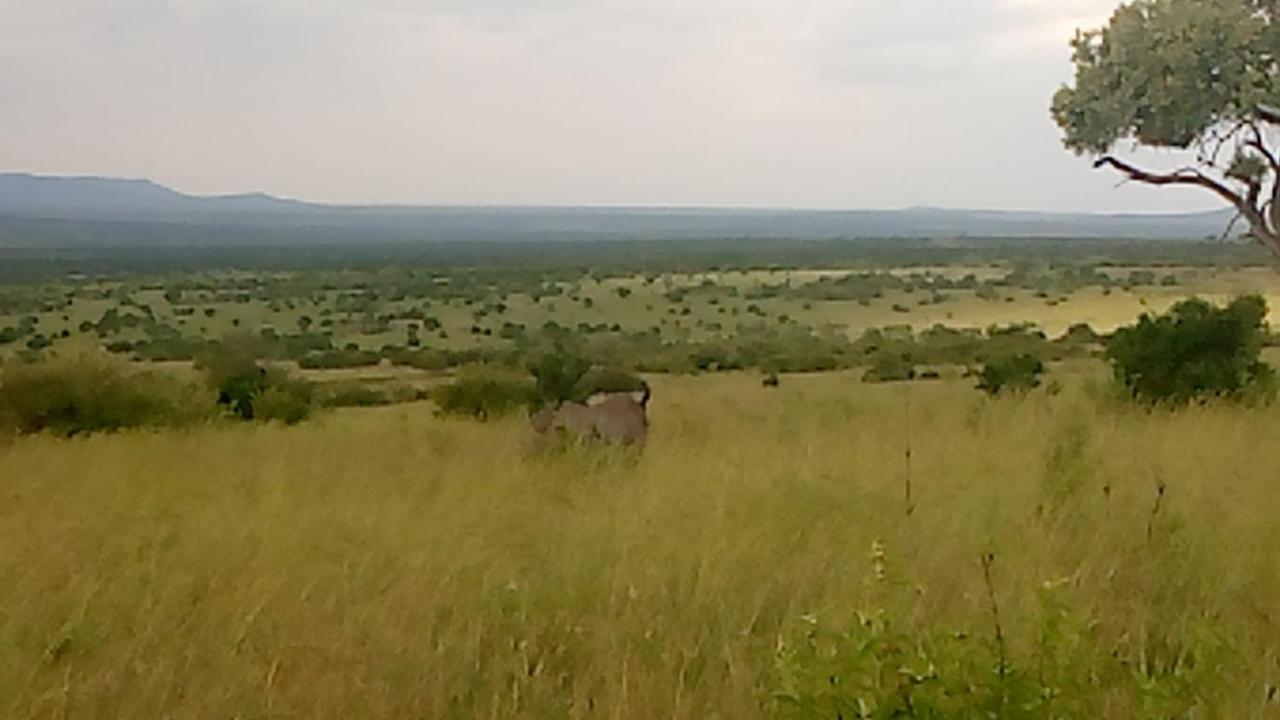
[532,388,651,446]
[762,372,781,388]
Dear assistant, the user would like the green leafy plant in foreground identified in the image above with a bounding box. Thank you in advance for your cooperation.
[765,530,1238,719]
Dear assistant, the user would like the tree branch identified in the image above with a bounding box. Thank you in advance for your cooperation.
[1094,156,1251,210]
[1257,104,1280,125]
[1094,155,1280,259]
[1245,122,1280,173]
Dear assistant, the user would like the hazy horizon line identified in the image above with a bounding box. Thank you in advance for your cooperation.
[0,170,1232,218]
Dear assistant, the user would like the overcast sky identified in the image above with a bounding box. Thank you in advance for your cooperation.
[0,0,1223,212]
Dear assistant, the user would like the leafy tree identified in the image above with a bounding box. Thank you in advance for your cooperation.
[1053,0,1280,257]
[198,343,266,420]
[1107,295,1275,404]
[528,349,592,408]
[197,340,313,422]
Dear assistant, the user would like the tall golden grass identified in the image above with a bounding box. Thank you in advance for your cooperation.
[1,370,1278,717]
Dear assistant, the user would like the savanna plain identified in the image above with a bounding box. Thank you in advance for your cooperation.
[2,241,1280,718]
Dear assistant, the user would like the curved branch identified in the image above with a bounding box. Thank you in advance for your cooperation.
[1094,155,1280,260]
[1257,104,1280,125]
[1093,156,1251,210]
[1245,122,1280,173]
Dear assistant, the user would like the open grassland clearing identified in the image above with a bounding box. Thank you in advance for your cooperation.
[2,372,1279,717]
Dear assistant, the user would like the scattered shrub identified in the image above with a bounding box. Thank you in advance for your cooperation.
[253,383,314,425]
[862,353,915,383]
[0,327,23,345]
[433,366,536,421]
[976,354,1045,396]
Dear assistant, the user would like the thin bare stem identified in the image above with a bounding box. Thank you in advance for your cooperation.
[980,551,1007,718]
[1146,481,1167,546]
[904,383,915,518]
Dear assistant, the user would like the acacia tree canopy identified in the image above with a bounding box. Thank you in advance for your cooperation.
[1053,0,1280,256]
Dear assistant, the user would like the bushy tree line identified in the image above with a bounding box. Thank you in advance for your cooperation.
[434,349,649,422]
[0,343,317,437]
[0,353,212,436]
[968,296,1277,405]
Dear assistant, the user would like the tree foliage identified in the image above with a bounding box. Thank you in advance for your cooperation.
[196,340,314,424]
[1106,295,1276,404]
[528,350,593,409]
[433,366,537,421]
[1053,0,1280,256]
[528,349,647,408]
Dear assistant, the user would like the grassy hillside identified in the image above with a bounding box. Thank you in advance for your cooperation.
[2,371,1277,717]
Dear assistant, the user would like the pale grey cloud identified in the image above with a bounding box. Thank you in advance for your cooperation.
[0,0,1219,212]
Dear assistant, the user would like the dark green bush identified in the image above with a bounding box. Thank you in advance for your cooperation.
[1106,296,1275,405]
[976,354,1045,396]
[253,383,315,425]
[25,334,52,351]
[198,344,264,420]
[0,352,210,436]
[528,350,592,408]
[197,342,314,423]
[433,366,537,421]
[862,352,915,383]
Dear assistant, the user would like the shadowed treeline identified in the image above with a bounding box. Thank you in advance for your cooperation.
[0,234,1270,282]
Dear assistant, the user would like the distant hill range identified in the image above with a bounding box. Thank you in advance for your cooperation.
[0,172,1241,247]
